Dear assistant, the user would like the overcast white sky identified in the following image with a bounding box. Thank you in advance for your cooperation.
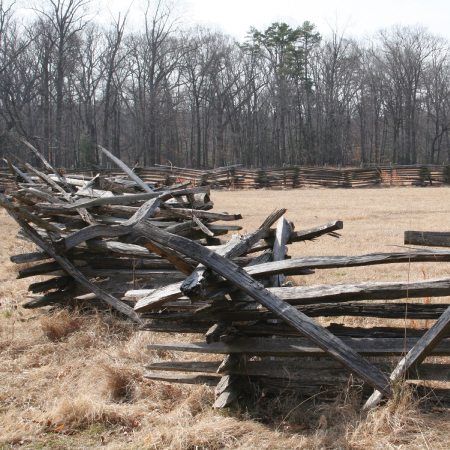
[182,0,450,41]
[17,0,449,42]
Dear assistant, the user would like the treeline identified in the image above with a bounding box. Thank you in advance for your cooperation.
[1,0,450,169]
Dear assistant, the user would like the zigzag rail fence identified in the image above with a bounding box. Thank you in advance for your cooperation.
[3,164,450,190]
[4,152,450,409]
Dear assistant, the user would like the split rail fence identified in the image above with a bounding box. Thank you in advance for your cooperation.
[3,144,450,411]
[2,163,450,191]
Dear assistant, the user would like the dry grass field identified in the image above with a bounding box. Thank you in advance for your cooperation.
[2,186,450,449]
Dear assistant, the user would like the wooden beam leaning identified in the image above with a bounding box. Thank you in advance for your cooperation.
[0,198,62,233]
[21,138,75,194]
[1,194,142,324]
[181,209,287,298]
[364,303,450,410]
[22,155,96,225]
[247,220,343,253]
[134,210,286,312]
[52,224,131,253]
[4,157,35,184]
[270,217,292,287]
[51,198,163,253]
[99,146,153,193]
[24,163,72,201]
[133,222,392,399]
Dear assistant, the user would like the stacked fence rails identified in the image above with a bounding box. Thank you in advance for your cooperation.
[2,162,450,189]
[132,208,450,410]
[5,146,450,410]
[0,167,15,191]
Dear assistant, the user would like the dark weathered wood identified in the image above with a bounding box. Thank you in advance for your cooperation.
[140,321,209,334]
[17,260,81,279]
[165,192,210,206]
[141,240,195,275]
[1,194,142,323]
[158,207,242,222]
[244,249,450,276]
[247,220,343,253]
[134,221,392,398]
[364,300,450,409]
[134,232,276,312]
[163,220,196,236]
[22,154,97,225]
[54,186,210,210]
[99,146,154,193]
[12,240,164,262]
[91,255,187,271]
[270,217,292,286]
[0,198,62,233]
[145,361,221,373]
[181,210,286,299]
[10,251,52,264]
[233,278,450,305]
[53,224,131,253]
[24,163,72,201]
[120,198,162,227]
[141,321,428,339]
[85,240,156,258]
[134,282,186,311]
[134,235,240,312]
[214,374,243,408]
[202,251,273,301]
[206,321,231,344]
[22,287,77,308]
[143,372,220,385]
[4,157,34,184]
[146,337,450,357]
[141,275,450,314]
[78,267,184,279]
[63,192,160,210]
[144,360,450,382]
[405,231,450,248]
[27,187,66,204]
[28,276,74,293]
[180,235,242,300]
[193,215,214,236]
[144,302,450,321]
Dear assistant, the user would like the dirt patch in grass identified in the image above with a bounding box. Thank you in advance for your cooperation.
[2,189,450,449]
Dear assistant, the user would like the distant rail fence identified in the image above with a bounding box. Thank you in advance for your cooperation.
[2,164,450,189]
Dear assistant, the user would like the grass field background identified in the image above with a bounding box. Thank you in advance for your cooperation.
[1,186,450,449]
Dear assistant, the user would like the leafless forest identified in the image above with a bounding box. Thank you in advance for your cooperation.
[1,0,450,169]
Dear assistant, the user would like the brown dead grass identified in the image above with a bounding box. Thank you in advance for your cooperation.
[2,187,450,449]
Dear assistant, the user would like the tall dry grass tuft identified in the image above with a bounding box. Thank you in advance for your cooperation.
[347,385,437,449]
[40,309,80,341]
